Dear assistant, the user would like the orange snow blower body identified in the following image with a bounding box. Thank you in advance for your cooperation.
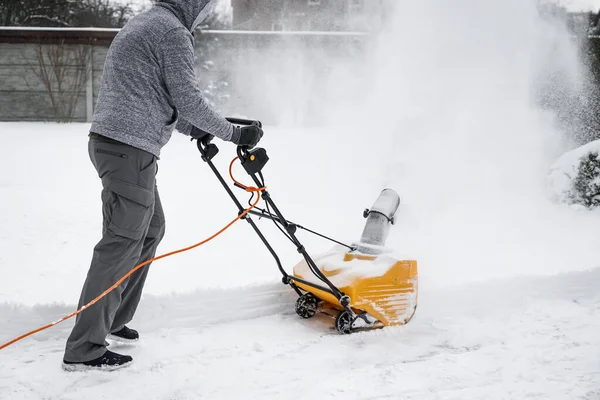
[291,189,419,332]
[293,252,418,328]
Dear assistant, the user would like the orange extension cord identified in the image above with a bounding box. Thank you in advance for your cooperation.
[0,157,263,352]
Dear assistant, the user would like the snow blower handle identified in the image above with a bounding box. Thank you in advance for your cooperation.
[196,118,262,162]
[227,118,263,156]
[226,117,262,129]
[225,118,268,175]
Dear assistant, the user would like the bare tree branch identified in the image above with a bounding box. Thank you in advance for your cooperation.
[24,14,70,26]
[1,0,134,28]
[27,41,91,122]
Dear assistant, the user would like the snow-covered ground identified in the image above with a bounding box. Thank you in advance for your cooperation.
[2,266,598,399]
[0,123,599,399]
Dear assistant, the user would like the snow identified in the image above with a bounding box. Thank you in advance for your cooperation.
[292,245,402,288]
[558,0,600,11]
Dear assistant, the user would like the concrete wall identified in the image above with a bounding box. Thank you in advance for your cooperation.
[0,29,366,124]
[0,42,92,122]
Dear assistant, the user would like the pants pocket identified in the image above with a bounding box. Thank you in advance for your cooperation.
[146,189,166,240]
[107,179,154,240]
[138,155,157,188]
[95,148,128,159]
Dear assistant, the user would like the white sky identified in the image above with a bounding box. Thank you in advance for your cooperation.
[559,0,600,10]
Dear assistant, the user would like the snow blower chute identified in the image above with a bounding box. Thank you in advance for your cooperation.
[196,118,418,334]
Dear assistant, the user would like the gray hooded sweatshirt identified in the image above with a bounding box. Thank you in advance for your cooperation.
[90,0,232,157]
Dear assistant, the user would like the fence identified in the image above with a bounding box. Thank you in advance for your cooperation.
[0,27,367,125]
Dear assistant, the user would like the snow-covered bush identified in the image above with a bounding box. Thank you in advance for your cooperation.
[572,152,600,207]
[546,139,600,208]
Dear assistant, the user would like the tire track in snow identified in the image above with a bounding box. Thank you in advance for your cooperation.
[0,282,297,345]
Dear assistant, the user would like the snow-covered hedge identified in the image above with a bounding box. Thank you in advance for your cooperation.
[546,139,600,208]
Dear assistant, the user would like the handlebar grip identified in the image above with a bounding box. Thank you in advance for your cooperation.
[226,117,262,128]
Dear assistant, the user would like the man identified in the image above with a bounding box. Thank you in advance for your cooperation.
[62,0,263,371]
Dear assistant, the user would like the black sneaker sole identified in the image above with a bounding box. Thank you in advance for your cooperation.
[107,333,139,344]
[62,359,133,372]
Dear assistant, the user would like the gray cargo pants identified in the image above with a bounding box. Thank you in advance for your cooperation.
[63,134,166,363]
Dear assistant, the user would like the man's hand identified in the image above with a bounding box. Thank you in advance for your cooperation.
[190,126,214,145]
[231,124,264,149]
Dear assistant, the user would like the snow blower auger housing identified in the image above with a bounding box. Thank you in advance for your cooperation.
[292,189,418,333]
[195,118,418,334]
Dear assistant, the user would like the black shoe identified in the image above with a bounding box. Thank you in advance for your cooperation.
[62,350,133,372]
[108,326,139,343]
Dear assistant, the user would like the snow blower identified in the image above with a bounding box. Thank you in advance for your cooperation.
[197,118,419,334]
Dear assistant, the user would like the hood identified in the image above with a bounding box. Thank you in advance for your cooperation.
[155,0,219,32]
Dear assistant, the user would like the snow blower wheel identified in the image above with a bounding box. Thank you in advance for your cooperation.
[295,293,319,319]
[335,310,354,334]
